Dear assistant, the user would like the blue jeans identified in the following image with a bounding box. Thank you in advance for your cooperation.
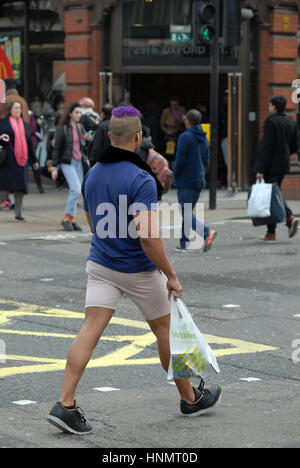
[177,188,210,249]
[60,159,84,217]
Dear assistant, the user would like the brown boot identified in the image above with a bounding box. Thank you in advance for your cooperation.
[287,216,299,239]
[259,233,276,242]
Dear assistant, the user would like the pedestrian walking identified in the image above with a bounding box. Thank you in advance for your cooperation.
[79,97,101,158]
[0,78,30,123]
[29,110,45,193]
[254,95,299,241]
[89,103,113,167]
[47,106,221,435]
[173,109,217,252]
[0,101,39,221]
[51,102,90,232]
[79,97,101,133]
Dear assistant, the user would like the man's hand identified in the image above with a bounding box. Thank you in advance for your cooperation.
[51,167,58,181]
[256,173,264,181]
[167,275,183,301]
[33,163,39,171]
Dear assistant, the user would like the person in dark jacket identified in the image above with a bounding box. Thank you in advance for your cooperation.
[255,95,299,241]
[0,100,38,221]
[173,109,216,252]
[89,103,113,167]
[51,102,90,231]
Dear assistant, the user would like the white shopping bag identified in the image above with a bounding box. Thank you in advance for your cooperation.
[168,297,220,381]
[247,179,272,218]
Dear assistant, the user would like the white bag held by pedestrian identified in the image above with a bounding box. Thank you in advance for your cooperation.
[247,179,272,218]
[167,297,220,381]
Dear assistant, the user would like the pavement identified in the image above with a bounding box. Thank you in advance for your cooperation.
[1,181,300,240]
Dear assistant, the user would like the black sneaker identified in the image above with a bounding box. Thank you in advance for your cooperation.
[72,222,82,231]
[47,401,92,435]
[61,220,74,231]
[180,378,222,417]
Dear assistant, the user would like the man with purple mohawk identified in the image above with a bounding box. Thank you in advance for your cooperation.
[47,106,221,435]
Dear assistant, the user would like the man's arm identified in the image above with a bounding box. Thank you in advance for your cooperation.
[256,118,275,176]
[173,134,188,178]
[90,125,105,166]
[134,210,183,299]
[85,210,94,234]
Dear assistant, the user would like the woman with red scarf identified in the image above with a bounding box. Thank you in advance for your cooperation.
[0,101,38,221]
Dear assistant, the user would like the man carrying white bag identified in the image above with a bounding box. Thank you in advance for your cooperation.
[247,179,273,219]
[168,297,221,416]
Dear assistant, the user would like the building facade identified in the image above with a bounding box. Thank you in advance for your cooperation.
[49,0,300,196]
[0,0,299,194]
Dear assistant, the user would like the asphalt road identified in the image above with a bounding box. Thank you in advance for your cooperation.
[0,208,300,449]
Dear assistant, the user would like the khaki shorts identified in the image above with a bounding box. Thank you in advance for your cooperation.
[85,260,170,322]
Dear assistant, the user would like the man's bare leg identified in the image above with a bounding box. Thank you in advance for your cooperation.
[60,306,114,407]
[148,314,195,403]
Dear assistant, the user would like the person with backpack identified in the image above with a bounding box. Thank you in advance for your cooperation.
[51,102,90,232]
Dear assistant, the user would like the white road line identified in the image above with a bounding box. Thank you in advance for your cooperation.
[239,378,261,382]
[94,387,120,392]
[12,400,37,405]
[222,304,241,309]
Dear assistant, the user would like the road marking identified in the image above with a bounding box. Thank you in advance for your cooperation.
[12,400,37,405]
[94,387,120,392]
[239,378,261,382]
[0,299,278,378]
[222,304,241,309]
[31,232,92,241]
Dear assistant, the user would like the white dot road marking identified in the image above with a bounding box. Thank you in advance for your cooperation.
[12,400,37,405]
[40,278,54,282]
[222,304,241,309]
[294,315,300,318]
[239,378,261,382]
[94,387,120,392]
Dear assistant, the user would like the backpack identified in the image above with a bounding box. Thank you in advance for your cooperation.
[146,149,174,194]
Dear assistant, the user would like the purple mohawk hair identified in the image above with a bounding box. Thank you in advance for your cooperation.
[112,106,141,119]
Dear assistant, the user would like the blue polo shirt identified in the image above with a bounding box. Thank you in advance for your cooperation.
[82,161,158,273]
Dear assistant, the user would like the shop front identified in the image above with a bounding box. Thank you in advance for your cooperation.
[106,0,259,188]
[53,0,300,195]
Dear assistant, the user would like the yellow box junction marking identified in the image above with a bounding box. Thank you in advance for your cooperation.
[0,299,277,378]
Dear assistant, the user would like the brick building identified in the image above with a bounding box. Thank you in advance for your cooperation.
[48,0,300,196]
[1,0,299,194]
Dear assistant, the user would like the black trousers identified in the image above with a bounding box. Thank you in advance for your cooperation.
[264,175,292,234]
